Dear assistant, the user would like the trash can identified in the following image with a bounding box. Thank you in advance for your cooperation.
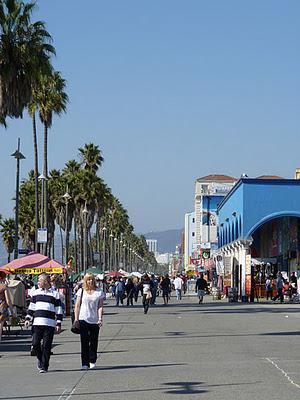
[228,287,238,302]
[241,295,248,303]
[211,287,221,300]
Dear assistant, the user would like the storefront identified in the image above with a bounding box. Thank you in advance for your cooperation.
[216,177,300,300]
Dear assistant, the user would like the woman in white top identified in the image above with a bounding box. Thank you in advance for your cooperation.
[74,273,104,370]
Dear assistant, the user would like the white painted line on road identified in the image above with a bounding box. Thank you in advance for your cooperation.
[57,386,78,400]
[265,358,300,390]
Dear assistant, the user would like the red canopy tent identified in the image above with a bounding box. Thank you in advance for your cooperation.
[105,271,125,278]
[0,252,65,274]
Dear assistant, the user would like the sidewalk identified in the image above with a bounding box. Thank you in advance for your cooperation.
[1,296,300,400]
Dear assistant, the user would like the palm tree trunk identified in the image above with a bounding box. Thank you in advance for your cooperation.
[60,225,64,264]
[32,113,39,252]
[88,230,93,267]
[74,216,78,273]
[43,123,48,255]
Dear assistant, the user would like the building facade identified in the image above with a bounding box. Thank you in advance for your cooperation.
[194,174,237,267]
[146,239,158,255]
[217,175,300,300]
[184,211,196,270]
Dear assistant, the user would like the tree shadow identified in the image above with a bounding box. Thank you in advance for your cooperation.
[163,381,206,394]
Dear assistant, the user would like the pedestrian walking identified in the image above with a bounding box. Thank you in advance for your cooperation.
[125,278,134,306]
[150,274,158,305]
[115,277,125,306]
[141,274,152,314]
[265,276,273,300]
[0,272,15,342]
[272,272,284,303]
[133,277,140,302]
[24,274,63,373]
[195,273,208,304]
[173,274,184,300]
[160,274,171,305]
[73,273,104,370]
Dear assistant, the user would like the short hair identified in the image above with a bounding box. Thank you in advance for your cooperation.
[38,273,51,284]
[83,273,96,290]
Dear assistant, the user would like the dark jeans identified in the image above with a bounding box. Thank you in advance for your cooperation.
[79,320,100,366]
[32,325,55,371]
[116,292,124,306]
[273,288,283,303]
[142,294,150,314]
[126,293,134,306]
[150,289,157,305]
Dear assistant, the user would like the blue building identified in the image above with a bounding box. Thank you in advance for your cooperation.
[217,176,300,299]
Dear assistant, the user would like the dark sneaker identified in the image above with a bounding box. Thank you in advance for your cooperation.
[37,360,43,372]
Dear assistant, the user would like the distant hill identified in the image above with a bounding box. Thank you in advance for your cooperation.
[143,229,183,253]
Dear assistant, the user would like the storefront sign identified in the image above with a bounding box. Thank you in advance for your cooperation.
[245,255,251,274]
[37,228,47,243]
[9,267,64,275]
[224,256,231,275]
[245,274,251,296]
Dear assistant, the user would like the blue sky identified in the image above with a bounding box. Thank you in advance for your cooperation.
[0,0,300,233]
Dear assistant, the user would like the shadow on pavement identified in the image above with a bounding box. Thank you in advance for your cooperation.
[260,331,300,336]
[47,362,187,373]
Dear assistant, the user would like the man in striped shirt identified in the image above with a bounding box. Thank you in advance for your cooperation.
[25,274,63,373]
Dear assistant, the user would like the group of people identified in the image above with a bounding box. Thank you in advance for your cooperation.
[108,273,190,309]
[1,269,211,373]
[23,272,104,373]
[265,271,298,303]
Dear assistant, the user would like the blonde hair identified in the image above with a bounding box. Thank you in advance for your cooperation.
[83,273,96,290]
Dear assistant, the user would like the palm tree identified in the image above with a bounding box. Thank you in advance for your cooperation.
[36,70,68,254]
[0,218,15,262]
[18,170,36,250]
[79,143,104,173]
[0,0,55,123]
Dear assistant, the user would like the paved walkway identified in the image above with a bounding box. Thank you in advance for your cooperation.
[1,296,300,399]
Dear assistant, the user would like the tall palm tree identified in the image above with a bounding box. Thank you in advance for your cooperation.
[0,218,15,262]
[0,0,55,123]
[36,70,68,254]
[18,170,36,250]
[79,143,104,173]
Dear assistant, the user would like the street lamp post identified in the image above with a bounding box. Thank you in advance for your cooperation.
[11,138,25,260]
[82,203,88,274]
[38,173,47,255]
[102,226,107,270]
[63,188,71,266]
[119,238,123,268]
[109,233,113,271]
[114,237,118,270]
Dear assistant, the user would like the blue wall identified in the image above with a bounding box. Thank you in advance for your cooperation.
[218,179,300,247]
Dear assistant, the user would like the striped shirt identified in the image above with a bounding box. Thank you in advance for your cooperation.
[26,287,63,327]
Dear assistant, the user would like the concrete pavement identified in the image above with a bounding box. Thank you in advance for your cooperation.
[1,295,300,399]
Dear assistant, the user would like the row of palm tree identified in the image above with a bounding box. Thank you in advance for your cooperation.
[0,215,15,262]
[0,0,67,254]
[16,142,157,272]
[0,1,156,272]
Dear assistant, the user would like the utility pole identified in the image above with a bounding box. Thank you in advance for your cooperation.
[11,138,25,259]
